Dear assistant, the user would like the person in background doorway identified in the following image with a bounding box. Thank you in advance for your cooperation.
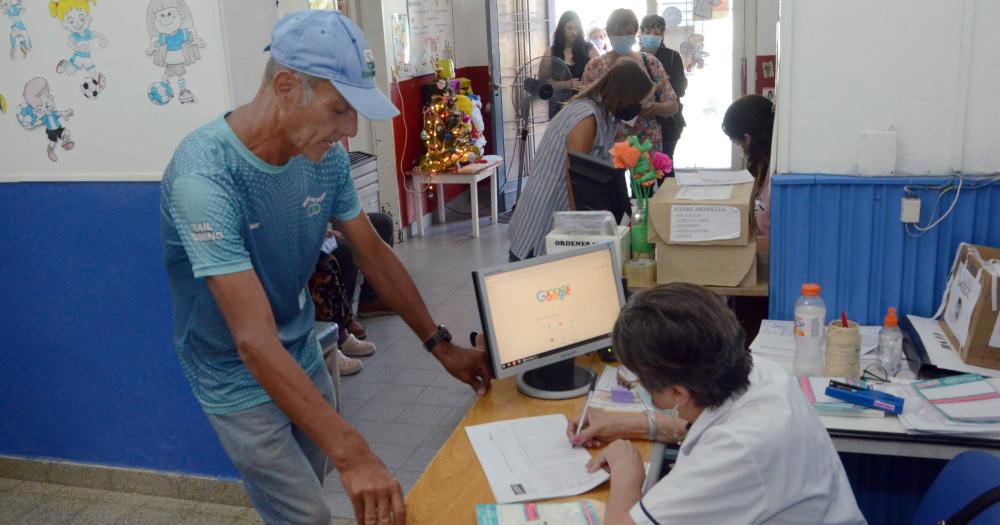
[722,95,774,237]
[508,59,654,262]
[543,10,598,118]
[569,284,866,525]
[581,8,677,153]
[587,24,611,55]
[640,14,687,176]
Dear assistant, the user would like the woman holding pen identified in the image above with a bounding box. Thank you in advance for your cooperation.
[567,284,865,525]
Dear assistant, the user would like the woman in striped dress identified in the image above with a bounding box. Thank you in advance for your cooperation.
[508,59,655,261]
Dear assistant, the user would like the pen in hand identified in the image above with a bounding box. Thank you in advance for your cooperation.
[573,375,598,446]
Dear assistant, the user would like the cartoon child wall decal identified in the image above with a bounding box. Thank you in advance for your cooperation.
[17,77,75,162]
[2,0,31,59]
[145,0,205,105]
[49,0,107,98]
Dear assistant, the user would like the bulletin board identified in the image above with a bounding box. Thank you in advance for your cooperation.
[406,0,454,77]
[0,0,232,181]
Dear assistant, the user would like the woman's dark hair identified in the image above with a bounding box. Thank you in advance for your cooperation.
[551,11,590,67]
[606,8,639,37]
[640,14,666,33]
[574,58,653,116]
[722,95,775,179]
[612,283,752,409]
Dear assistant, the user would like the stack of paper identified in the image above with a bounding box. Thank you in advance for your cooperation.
[466,414,610,503]
[913,374,1000,423]
[882,381,1000,437]
[750,320,881,359]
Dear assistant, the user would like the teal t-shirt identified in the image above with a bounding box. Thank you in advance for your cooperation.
[160,114,361,414]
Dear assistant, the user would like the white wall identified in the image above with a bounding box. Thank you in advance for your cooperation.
[220,0,279,106]
[0,0,232,181]
[452,0,488,69]
[756,0,778,55]
[776,0,1000,176]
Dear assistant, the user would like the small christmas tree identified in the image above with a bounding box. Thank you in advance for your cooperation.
[419,87,481,173]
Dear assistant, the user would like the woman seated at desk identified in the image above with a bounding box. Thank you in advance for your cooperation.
[508,59,654,262]
[569,284,865,524]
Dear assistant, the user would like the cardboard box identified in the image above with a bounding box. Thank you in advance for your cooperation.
[647,179,755,246]
[545,226,631,277]
[939,243,1000,370]
[654,238,758,287]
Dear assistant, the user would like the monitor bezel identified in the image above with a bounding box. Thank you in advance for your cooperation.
[471,243,626,380]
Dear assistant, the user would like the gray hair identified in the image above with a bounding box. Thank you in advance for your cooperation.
[263,57,323,104]
[612,283,752,409]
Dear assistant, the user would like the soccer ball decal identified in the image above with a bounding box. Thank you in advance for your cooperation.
[16,103,37,128]
[148,81,174,105]
[81,77,101,99]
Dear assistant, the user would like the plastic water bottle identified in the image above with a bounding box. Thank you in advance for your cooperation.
[794,283,827,376]
[878,307,903,376]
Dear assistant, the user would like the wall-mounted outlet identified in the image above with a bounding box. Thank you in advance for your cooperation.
[901,197,921,223]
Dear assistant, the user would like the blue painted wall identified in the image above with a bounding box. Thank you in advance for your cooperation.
[769,175,1000,325]
[0,182,238,479]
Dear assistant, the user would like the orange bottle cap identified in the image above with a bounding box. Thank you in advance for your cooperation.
[801,283,821,296]
[884,307,898,328]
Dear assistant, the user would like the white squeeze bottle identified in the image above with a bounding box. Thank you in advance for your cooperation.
[793,283,827,376]
[878,307,903,376]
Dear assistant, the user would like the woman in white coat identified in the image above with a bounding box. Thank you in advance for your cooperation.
[569,284,867,525]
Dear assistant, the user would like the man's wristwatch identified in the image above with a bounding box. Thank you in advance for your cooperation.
[422,325,452,352]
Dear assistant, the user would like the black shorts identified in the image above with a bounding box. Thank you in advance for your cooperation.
[46,127,65,142]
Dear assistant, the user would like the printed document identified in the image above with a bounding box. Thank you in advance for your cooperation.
[466,414,610,503]
[675,170,754,186]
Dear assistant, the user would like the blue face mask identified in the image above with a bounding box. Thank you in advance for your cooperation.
[609,35,635,55]
[640,34,662,51]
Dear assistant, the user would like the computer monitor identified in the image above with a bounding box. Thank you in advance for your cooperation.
[472,243,626,399]
[568,152,631,224]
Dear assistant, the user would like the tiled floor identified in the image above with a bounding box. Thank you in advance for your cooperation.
[1,218,509,525]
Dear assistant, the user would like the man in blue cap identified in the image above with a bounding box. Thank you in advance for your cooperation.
[160,10,491,525]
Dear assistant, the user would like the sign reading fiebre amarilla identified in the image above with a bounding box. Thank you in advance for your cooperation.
[669,205,742,242]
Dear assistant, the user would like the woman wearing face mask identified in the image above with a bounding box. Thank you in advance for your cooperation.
[568,284,866,525]
[542,11,599,118]
[723,95,774,238]
[581,8,677,154]
[508,60,654,262]
[640,14,686,174]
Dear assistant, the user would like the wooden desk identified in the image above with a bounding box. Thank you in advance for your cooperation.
[405,355,650,524]
[409,162,500,238]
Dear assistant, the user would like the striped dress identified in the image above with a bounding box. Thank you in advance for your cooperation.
[508,98,618,259]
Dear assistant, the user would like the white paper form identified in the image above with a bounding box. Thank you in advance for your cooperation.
[675,185,734,201]
[669,205,741,242]
[466,414,610,503]
[675,170,754,186]
[944,264,982,349]
[907,315,1000,378]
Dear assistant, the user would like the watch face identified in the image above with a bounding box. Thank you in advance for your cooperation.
[662,6,683,29]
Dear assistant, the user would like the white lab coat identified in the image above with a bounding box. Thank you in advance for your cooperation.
[630,356,867,525]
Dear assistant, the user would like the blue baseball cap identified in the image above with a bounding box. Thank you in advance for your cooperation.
[265,10,399,121]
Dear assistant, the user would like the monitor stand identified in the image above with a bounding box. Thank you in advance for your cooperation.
[516,358,595,400]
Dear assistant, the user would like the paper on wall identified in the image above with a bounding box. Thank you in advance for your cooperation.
[669,205,741,242]
[944,264,982,350]
[675,185,734,201]
[675,170,754,186]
